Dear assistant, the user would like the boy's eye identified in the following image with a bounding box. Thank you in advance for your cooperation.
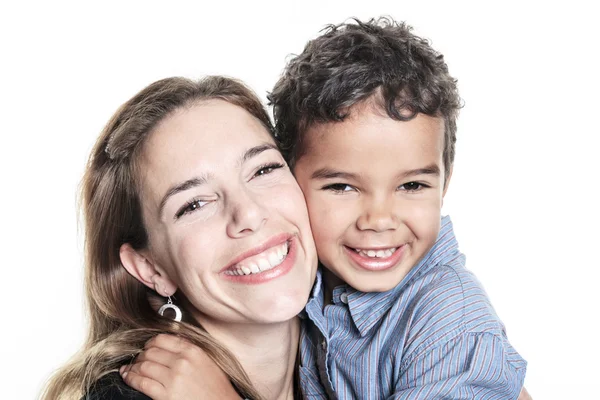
[399,182,425,191]
[253,162,284,179]
[322,183,355,193]
[175,199,209,219]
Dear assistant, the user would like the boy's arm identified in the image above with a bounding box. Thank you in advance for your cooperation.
[121,334,242,400]
[388,332,527,400]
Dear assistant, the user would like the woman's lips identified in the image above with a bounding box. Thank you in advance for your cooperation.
[221,235,297,284]
[221,233,292,271]
[344,244,406,272]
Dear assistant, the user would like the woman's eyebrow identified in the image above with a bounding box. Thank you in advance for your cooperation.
[158,175,211,218]
[238,143,278,165]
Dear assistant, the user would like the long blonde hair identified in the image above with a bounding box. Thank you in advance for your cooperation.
[41,76,276,400]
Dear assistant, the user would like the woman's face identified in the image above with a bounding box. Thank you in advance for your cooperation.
[137,100,317,327]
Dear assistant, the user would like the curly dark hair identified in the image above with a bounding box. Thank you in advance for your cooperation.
[269,17,462,177]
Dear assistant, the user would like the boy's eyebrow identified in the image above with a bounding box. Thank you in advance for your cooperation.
[310,165,440,181]
[158,143,278,218]
[399,164,441,179]
[310,168,360,180]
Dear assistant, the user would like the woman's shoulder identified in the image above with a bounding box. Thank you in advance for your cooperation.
[82,372,151,400]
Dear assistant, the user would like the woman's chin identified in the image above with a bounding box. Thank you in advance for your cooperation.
[244,293,308,324]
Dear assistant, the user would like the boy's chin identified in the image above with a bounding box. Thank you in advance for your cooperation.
[323,265,407,293]
[328,269,403,293]
[346,277,402,293]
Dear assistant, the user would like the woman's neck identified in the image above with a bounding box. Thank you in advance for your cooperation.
[200,317,300,400]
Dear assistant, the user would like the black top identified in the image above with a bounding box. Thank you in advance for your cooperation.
[82,370,298,399]
[83,372,150,400]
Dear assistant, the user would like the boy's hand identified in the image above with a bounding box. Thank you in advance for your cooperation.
[518,387,532,400]
[120,334,241,400]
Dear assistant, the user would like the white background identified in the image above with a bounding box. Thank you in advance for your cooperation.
[1,1,598,399]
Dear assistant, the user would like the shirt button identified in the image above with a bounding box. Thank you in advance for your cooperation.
[340,292,349,304]
[321,340,327,350]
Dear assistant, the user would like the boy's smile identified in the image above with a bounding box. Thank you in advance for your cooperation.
[294,98,451,293]
[344,244,406,271]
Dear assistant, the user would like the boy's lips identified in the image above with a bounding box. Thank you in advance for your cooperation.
[344,244,406,272]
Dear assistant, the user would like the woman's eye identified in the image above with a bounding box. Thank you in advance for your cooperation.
[323,183,355,193]
[399,182,424,191]
[175,199,208,219]
[253,163,284,178]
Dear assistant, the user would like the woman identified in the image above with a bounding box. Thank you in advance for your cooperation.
[42,76,318,400]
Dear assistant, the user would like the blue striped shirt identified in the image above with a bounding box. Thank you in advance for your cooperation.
[299,216,527,399]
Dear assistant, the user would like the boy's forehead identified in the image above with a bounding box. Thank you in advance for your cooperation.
[293,112,445,186]
[299,103,445,160]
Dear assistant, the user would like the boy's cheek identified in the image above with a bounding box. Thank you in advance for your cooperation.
[305,192,349,222]
[306,199,334,229]
[302,188,328,212]
[407,197,442,217]
[403,200,444,239]
[304,194,348,237]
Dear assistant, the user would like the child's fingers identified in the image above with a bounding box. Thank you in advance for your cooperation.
[136,345,179,368]
[121,369,167,400]
[146,334,214,368]
[122,359,171,384]
[145,334,191,354]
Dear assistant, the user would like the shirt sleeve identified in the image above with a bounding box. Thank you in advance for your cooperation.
[388,331,527,400]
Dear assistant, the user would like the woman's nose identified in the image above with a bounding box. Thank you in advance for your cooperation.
[225,189,268,238]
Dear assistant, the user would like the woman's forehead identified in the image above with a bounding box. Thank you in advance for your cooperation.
[136,101,277,204]
[145,100,272,160]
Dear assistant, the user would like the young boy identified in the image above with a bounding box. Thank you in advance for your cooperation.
[268,17,527,399]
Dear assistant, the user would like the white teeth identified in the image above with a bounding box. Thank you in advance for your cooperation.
[355,247,397,259]
[278,242,288,261]
[268,252,280,265]
[258,258,270,272]
[225,241,290,276]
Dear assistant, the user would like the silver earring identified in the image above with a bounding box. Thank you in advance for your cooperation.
[158,296,182,322]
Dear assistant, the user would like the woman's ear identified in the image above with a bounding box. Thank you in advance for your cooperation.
[119,243,178,296]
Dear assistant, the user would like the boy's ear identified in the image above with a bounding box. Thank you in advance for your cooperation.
[442,165,453,198]
[119,243,178,297]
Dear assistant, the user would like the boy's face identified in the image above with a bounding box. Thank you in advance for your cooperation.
[293,101,450,292]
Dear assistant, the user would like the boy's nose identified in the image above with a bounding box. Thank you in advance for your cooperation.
[356,197,398,232]
[225,189,268,238]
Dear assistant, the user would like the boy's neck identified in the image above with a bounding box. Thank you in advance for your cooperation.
[199,316,299,400]
[322,268,346,305]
